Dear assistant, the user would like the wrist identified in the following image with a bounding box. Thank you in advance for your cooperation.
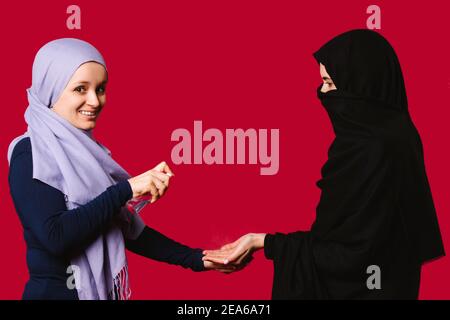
[251,233,266,250]
[127,178,139,198]
[122,180,134,201]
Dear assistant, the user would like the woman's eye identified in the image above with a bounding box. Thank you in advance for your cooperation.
[74,86,85,93]
[74,86,106,94]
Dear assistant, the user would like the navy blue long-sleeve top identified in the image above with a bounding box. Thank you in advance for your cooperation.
[8,137,205,300]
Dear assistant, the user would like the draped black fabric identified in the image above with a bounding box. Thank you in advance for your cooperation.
[264,29,445,299]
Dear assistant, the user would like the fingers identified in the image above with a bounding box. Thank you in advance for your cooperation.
[220,239,239,251]
[148,181,159,203]
[234,249,252,265]
[203,240,245,263]
[148,162,174,199]
[150,173,167,196]
[202,234,257,272]
[224,246,249,265]
[203,248,233,257]
[144,161,174,201]
[218,234,251,251]
[203,245,250,265]
[151,170,170,188]
[203,252,254,274]
[203,255,229,265]
[203,249,227,256]
[202,248,246,265]
[203,260,237,273]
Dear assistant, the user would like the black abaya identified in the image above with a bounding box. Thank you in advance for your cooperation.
[264,29,444,299]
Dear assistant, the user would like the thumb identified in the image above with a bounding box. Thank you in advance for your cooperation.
[153,161,167,172]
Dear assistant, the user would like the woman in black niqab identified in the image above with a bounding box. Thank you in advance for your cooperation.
[264,29,445,299]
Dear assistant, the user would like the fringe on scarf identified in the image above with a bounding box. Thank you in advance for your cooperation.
[108,264,131,300]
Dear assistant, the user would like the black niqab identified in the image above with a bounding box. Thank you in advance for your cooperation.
[264,29,445,299]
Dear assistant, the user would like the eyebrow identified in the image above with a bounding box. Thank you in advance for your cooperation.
[74,80,108,85]
[322,77,331,81]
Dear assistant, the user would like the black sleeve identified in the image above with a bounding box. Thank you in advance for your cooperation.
[125,226,206,272]
[8,145,133,257]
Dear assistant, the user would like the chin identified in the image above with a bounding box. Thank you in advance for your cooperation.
[77,122,97,131]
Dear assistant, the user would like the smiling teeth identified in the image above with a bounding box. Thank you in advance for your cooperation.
[80,111,96,116]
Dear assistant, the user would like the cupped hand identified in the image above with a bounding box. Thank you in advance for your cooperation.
[202,233,266,270]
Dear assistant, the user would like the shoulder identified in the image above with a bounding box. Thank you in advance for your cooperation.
[9,137,32,173]
[10,137,31,163]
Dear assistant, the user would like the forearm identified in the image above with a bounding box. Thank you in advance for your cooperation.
[263,231,307,260]
[125,226,206,272]
[45,180,132,255]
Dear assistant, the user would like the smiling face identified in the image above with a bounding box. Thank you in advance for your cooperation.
[320,63,337,93]
[51,61,108,131]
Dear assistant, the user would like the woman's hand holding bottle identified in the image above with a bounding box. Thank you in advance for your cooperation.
[127,161,174,213]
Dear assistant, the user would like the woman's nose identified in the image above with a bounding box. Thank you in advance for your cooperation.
[86,90,100,107]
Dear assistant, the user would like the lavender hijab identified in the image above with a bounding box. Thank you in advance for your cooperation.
[7,38,145,300]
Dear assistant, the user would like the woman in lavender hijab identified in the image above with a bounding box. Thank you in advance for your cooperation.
[7,38,233,300]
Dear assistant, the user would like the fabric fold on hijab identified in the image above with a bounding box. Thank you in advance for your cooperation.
[7,38,145,300]
[266,29,444,299]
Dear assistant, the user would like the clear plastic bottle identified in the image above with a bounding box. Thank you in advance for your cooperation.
[126,194,152,215]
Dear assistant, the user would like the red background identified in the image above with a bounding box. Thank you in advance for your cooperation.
[0,0,448,299]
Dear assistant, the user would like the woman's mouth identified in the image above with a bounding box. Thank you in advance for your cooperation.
[78,110,98,120]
